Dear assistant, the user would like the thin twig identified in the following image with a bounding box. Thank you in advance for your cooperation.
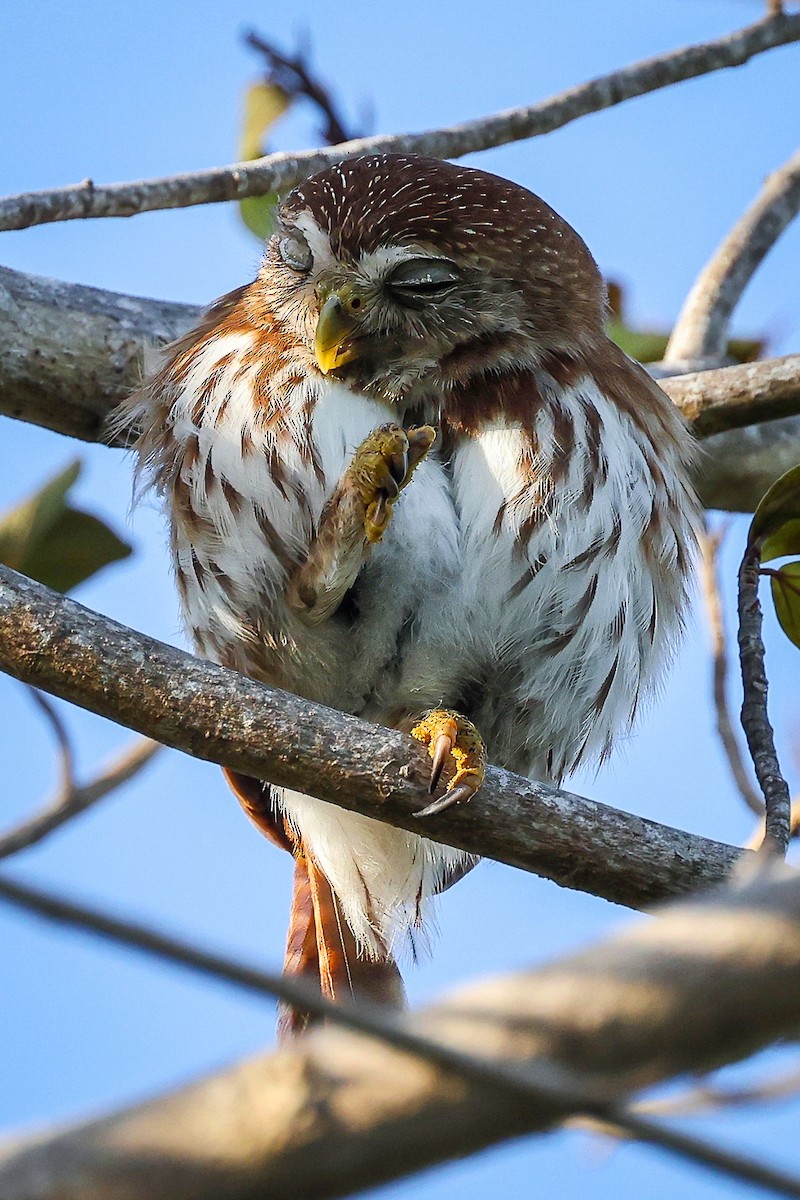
[0,564,744,909]
[635,1065,800,1119]
[244,32,358,145]
[666,147,800,362]
[25,688,75,796]
[698,522,764,816]
[0,12,798,232]
[0,737,161,860]
[737,539,792,853]
[2,871,800,1200]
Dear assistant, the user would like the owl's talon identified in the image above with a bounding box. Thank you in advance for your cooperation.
[349,422,436,544]
[410,709,486,819]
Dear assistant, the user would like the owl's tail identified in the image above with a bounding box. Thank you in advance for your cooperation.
[223,768,405,1038]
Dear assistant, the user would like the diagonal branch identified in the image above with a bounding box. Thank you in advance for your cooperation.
[2,869,800,1200]
[666,147,800,364]
[0,736,160,860]
[0,564,742,910]
[1,12,799,232]
[2,868,800,1200]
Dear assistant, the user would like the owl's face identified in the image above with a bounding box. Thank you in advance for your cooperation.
[256,154,605,402]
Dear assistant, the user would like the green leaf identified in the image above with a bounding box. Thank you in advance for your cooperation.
[607,319,668,365]
[238,81,290,242]
[0,460,81,567]
[0,460,132,592]
[23,509,132,592]
[770,560,800,650]
[748,464,800,560]
[240,193,281,241]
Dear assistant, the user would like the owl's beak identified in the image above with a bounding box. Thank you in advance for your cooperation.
[314,291,364,375]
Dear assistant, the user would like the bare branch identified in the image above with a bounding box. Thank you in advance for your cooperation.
[666,148,800,363]
[2,868,800,1200]
[697,415,800,514]
[697,522,764,816]
[0,265,197,443]
[3,870,800,1199]
[738,540,792,853]
[0,564,742,910]
[635,1063,800,1119]
[244,31,359,145]
[1,13,798,232]
[0,737,160,861]
[660,354,800,440]
[25,688,75,795]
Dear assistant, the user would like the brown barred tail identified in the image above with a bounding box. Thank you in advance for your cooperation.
[222,768,406,1039]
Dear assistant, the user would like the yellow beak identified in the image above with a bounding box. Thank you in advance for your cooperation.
[314,292,364,375]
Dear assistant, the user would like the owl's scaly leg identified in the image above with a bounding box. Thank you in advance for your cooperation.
[410,709,487,818]
[287,422,435,623]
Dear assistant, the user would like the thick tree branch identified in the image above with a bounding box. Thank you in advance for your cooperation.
[2,869,800,1200]
[666,148,800,363]
[0,564,742,910]
[1,13,798,232]
[2,265,800,512]
[660,354,800,439]
[0,266,197,443]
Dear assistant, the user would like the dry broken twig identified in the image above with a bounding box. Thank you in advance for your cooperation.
[2,867,799,1200]
[244,30,359,145]
[0,563,743,910]
[666,147,800,363]
[0,12,798,232]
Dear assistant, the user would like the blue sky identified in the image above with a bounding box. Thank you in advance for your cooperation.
[1,2,799,1197]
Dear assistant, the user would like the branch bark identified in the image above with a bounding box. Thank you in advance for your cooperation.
[0,564,742,910]
[1,12,798,232]
[0,265,197,443]
[666,148,800,363]
[2,265,800,512]
[2,868,799,1200]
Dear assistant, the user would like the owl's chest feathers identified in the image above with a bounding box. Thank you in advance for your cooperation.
[166,350,694,771]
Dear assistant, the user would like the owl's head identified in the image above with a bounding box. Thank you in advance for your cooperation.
[259,154,606,400]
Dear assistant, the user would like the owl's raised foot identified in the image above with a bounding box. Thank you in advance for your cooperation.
[350,423,435,543]
[410,709,486,818]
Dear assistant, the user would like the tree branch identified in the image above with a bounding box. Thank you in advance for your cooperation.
[666,148,800,363]
[0,735,160,860]
[660,354,800,439]
[737,541,792,854]
[1,12,798,232]
[697,522,764,816]
[2,868,800,1200]
[0,564,742,910]
[0,265,197,443]
[3,265,800,512]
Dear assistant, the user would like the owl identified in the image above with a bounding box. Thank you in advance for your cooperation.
[124,154,699,1032]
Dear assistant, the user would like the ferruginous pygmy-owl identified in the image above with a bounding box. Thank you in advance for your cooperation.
[124,154,699,1032]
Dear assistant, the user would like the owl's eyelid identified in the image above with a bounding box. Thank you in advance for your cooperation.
[278,230,314,274]
[385,257,461,291]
